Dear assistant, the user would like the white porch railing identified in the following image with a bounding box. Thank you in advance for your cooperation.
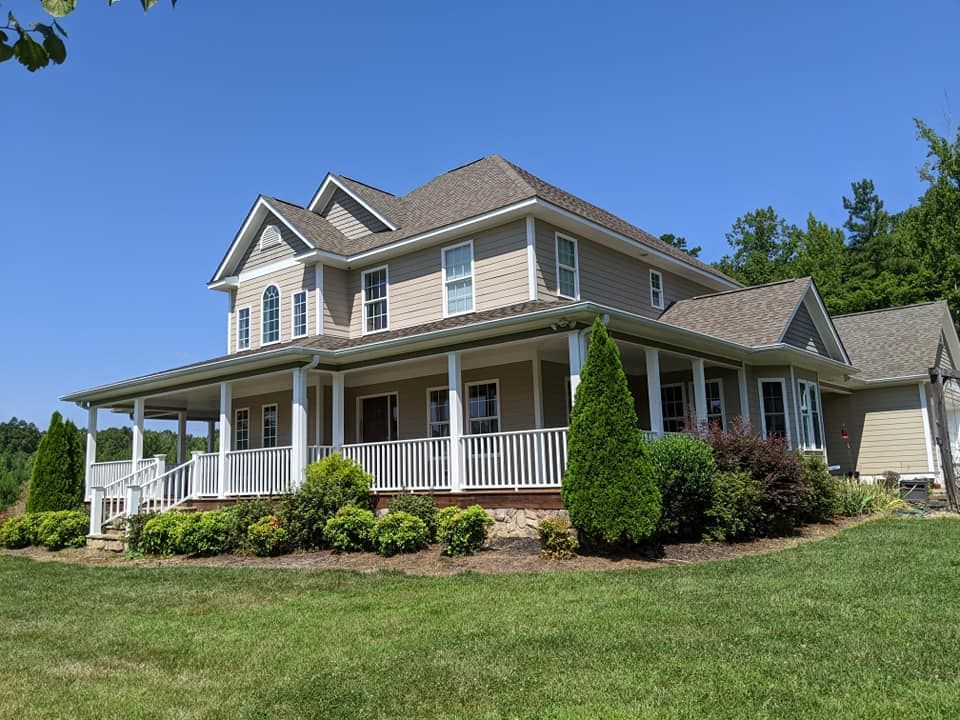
[226,446,292,495]
[461,427,568,490]
[138,459,194,515]
[193,452,219,496]
[341,438,451,492]
[91,458,161,531]
[308,445,336,463]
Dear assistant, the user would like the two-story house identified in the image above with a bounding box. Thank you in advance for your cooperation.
[64,155,960,532]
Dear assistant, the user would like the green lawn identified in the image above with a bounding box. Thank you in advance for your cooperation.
[2,519,960,719]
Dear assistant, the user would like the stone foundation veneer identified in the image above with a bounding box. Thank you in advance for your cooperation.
[487,508,570,538]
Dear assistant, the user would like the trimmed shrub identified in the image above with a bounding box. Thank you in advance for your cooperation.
[282,453,372,550]
[836,479,904,517]
[223,499,274,553]
[323,505,376,552]
[247,515,290,556]
[0,514,39,548]
[799,455,840,523]
[703,471,763,542]
[388,494,439,541]
[648,434,717,541]
[26,412,85,513]
[35,510,87,550]
[537,518,578,559]
[372,511,430,556]
[562,319,661,546]
[173,511,230,556]
[437,504,493,556]
[140,512,191,555]
[125,511,157,554]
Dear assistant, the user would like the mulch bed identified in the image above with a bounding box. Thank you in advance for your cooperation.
[2,516,873,576]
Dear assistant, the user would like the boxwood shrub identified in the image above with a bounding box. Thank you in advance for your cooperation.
[703,470,763,542]
[437,505,493,556]
[388,494,439,541]
[372,511,429,556]
[35,510,88,550]
[247,515,290,556]
[322,505,376,552]
[648,434,717,541]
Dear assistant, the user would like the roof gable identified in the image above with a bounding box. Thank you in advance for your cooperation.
[307,174,398,231]
[320,188,390,239]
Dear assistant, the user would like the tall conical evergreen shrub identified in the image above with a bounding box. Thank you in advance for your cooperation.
[26,412,85,512]
[561,318,661,545]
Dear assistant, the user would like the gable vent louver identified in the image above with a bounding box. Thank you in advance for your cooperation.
[259,224,281,251]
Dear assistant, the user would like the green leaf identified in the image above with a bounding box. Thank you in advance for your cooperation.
[42,30,66,64]
[13,33,49,71]
[0,41,13,64]
[141,0,159,10]
[53,20,68,38]
[40,0,77,18]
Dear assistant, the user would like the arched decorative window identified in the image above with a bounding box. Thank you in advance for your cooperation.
[259,224,281,251]
[262,285,280,344]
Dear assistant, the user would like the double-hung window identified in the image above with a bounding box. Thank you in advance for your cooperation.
[555,233,579,299]
[234,409,249,450]
[292,290,307,338]
[467,381,500,434]
[427,388,450,437]
[650,269,664,310]
[442,241,474,316]
[661,384,686,433]
[237,307,250,350]
[759,379,788,440]
[797,379,823,450]
[262,285,280,344]
[262,404,278,448]
[688,379,725,429]
[362,267,388,333]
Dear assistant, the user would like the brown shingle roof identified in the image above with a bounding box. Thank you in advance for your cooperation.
[831,301,950,381]
[658,278,812,347]
[265,196,351,254]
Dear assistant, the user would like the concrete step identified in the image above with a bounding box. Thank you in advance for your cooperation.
[86,532,125,553]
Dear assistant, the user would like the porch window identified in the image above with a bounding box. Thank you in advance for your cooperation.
[262,285,280,344]
[237,307,250,350]
[759,379,788,439]
[235,408,249,450]
[797,379,823,450]
[427,388,450,437]
[362,266,388,333]
[688,379,725,429]
[467,381,500,434]
[292,290,307,338]
[442,241,474,316]
[262,404,278,448]
[555,233,579,299]
[650,269,664,310]
[661,383,686,433]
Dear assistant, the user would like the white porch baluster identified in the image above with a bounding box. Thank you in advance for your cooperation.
[645,348,663,437]
[218,381,232,498]
[447,351,463,492]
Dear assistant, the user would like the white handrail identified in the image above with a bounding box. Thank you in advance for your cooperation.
[226,446,292,495]
[93,458,161,530]
[341,438,451,492]
[138,458,195,515]
[461,427,568,490]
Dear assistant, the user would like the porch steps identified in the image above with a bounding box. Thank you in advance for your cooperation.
[86,528,125,553]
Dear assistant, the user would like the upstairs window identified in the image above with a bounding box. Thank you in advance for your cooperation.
[262,285,280,344]
[467,381,500,434]
[362,266,389,333]
[650,269,664,309]
[442,241,475,316]
[759,379,788,440]
[237,307,250,350]
[259,224,281,251]
[797,379,823,450]
[292,290,307,338]
[555,233,579,299]
[427,388,450,437]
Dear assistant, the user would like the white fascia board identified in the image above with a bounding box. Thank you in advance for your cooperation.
[777,283,849,365]
[749,343,858,374]
[307,174,397,230]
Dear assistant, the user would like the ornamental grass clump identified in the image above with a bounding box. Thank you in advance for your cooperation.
[836,478,904,516]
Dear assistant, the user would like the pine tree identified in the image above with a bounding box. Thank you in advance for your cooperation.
[561,318,661,546]
[26,411,85,512]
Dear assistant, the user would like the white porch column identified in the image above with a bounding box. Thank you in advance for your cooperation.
[331,372,345,448]
[531,351,544,429]
[692,358,708,427]
[132,398,144,468]
[568,331,584,405]
[645,349,663,437]
[218,382,232,498]
[85,406,97,501]
[738,366,750,424]
[206,421,215,453]
[291,368,309,488]
[176,411,188,465]
[447,351,464,492]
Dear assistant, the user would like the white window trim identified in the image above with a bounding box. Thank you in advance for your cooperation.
[236,306,251,351]
[234,407,250,450]
[661,382,688,432]
[292,289,308,339]
[426,386,450,437]
[687,377,726,429]
[796,379,823,451]
[554,232,580,300]
[259,224,281,251]
[261,285,282,346]
[261,403,279,448]
[650,269,665,310]
[464,379,501,435]
[441,239,476,318]
[355,392,399,442]
[361,265,390,335]
[757,377,791,445]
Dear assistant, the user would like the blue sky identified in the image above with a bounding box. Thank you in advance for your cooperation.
[3,0,959,430]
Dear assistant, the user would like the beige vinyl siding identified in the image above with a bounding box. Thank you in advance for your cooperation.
[233,264,316,352]
[534,220,715,314]
[474,221,529,310]
[938,334,955,370]
[823,384,930,477]
[344,361,536,443]
[322,265,352,339]
[783,304,829,356]
[541,360,570,428]
[321,188,388,240]
[235,214,311,273]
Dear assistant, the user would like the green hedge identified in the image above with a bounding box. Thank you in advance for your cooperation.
[0,510,86,550]
[437,505,493,556]
[372,511,430,556]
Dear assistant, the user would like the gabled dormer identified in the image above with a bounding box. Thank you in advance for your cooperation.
[307,174,398,240]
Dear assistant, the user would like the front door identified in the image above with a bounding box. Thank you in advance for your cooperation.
[360,394,397,443]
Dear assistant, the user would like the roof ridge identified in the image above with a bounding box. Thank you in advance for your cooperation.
[673,277,805,304]
[486,154,538,197]
[337,175,397,197]
[833,300,946,319]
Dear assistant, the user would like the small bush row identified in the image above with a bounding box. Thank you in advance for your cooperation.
[0,510,87,550]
